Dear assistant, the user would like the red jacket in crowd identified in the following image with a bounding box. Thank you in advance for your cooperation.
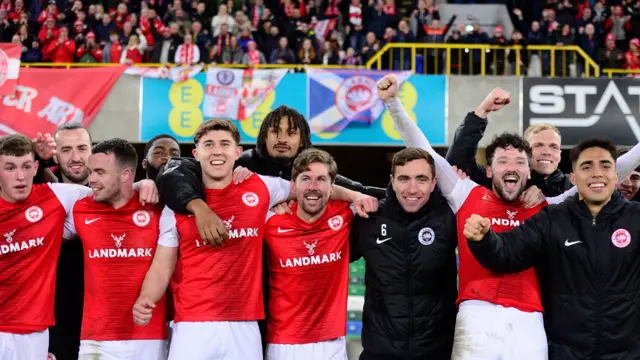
[44,36,77,63]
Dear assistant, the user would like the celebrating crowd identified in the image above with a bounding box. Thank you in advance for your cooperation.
[0,71,640,360]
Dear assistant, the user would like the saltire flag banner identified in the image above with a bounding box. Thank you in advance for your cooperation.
[0,44,21,96]
[0,65,126,138]
[311,18,337,45]
[204,67,288,120]
[307,69,411,133]
[124,64,203,82]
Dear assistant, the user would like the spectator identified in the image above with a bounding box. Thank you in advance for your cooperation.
[410,0,437,40]
[393,20,415,70]
[237,25,252,52]
[76,31,103,63]
[212,4,236,36]
[361,31,379,63]
[382,0,401,29]
[605,5,631,50]
[555,0,577,26]
[320,40,340,65]
[222,34,243,64]
[345,0,364,51]
[16,22,34,48]
[249,0,265,30]
[37,0,58,25]
[44,26,76,63]
[578,23,599,74]
[37,16,59,59]
[624,37,640,71]
[11,33,25,55]
[367,0,387,40]
[488,25,508,75]
[234,10,249,31]
[294,22,318,52]
[192,2,211,35]
[507,30,528,76]
[463,22,489,74]
[22,38,42,61]
[120,21,134,45]
[552,23,575,76]
[341,46,361,65]
[175,32,200,64]
[101,29,123,63]
[424,19,446,73]
[113,3,129,30]
[120,30,147,64]
[150,24,179,64]
[446,29,464,74]
[242,39,265,65]
[8,0,26,24]
[597,32,625,70]
[297,37,318,64]
[262,24,280,59]
[206,43,223,63]
[269,36,295,64]
[94,13,116,44]
[213,22,231,57]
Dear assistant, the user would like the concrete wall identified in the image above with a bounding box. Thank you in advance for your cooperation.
[88,74,140,142]
[447,76,521,147]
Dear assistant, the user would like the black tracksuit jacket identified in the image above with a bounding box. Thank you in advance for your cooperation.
[469,192,640,360]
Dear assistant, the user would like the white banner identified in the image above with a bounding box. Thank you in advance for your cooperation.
[124,65,203,82]
[203,68,288,120]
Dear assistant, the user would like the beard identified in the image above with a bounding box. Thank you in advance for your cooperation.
[146,164,161,181]
[60,164,88,184]
[494,180,527,202]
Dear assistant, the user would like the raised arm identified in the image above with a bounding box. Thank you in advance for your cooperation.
[445,88,512,189]
[464,208,550,273]
[335,174,386,199]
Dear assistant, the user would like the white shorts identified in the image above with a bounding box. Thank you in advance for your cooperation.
[168,321,262,360]
[451,300,548,360]
[0,329,48,360]
[266,337,347,360]
[79,339,167,360]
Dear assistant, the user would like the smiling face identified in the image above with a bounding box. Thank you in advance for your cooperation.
[571,146,618,205]
[487,146,531,202]
[55,127,92,184]
[192,120,242,186]
[616,169,640,200]
[525,127,562,177]
[294,162,333,217]
[391,159,436,212]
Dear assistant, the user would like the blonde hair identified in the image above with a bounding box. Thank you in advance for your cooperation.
[523,123,561,143]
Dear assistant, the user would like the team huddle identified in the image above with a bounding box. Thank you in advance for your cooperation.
[1,73,640,360]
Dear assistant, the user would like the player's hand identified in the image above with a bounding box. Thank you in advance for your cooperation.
[137,180,159,205]
[464,214,491,242]
[191,202,229,246]
[353,193,378,218]
[520,185,545,208]
[452,165,468,180]
[132,296,155,326]
[270,200,294,215]
[33,132,56,160]
[474,88,511,118]
[376,74,399,102]
[232,166,253,184]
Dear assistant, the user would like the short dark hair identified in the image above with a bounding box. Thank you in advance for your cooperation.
[485,132,532,166]
[194,119,241,145]
[54,122,92,142]
[570,138,617,168]
[0,134,34,158]
[291,148,337,183]
[143,134,179,158]
[256,105,312,157]
[391,147,435,178]
[91,138,138,174]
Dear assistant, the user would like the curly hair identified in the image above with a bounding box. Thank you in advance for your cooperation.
[256,105,312,157]
[485,132,532,166]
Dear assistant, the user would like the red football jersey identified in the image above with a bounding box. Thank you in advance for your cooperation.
[264,201,354,344]
[69,192,167,341]
[159,175,290,322]
[452,179,546,313]
[0,183,91,334]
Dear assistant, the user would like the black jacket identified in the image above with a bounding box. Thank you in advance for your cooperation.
[156,149,386,214]
[350,185,458,360]
[446,112,572,197]
[469,192,640,360]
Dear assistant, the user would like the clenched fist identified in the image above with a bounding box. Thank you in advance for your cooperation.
[377,74,399,102]
[464,214,491,242]
[475,88,511,119]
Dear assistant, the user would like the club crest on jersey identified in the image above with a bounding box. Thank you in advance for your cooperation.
[111,233,126,248]
[133,210,150,227]
[418,227,435,246]
[304,239,318,255]
[25,205,43,223]
[223,215,234,230]
[611,228,632,248]
[242,192,259,207]
[506,210,518,220]
[3,229,15,244]
[47,353,57,360]
[328,215,343,231]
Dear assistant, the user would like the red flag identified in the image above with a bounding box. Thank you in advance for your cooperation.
[0,44,21,96]
[0,66,127,138]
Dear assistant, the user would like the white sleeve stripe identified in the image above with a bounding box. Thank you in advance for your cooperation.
[158,206,179,248]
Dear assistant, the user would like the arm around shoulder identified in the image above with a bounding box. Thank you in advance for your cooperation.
[156,157,205,214]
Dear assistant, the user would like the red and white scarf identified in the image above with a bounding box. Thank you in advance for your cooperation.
[217,33,230,55]
[251,4,262,29]
[178,43,195,64]
[247,50,260,64]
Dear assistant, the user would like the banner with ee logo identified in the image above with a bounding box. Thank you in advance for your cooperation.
[139,73,446,146]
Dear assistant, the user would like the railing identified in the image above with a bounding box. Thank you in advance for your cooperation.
[601,68,640,78]
[20,62,364,70]
[364,43,600,78]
